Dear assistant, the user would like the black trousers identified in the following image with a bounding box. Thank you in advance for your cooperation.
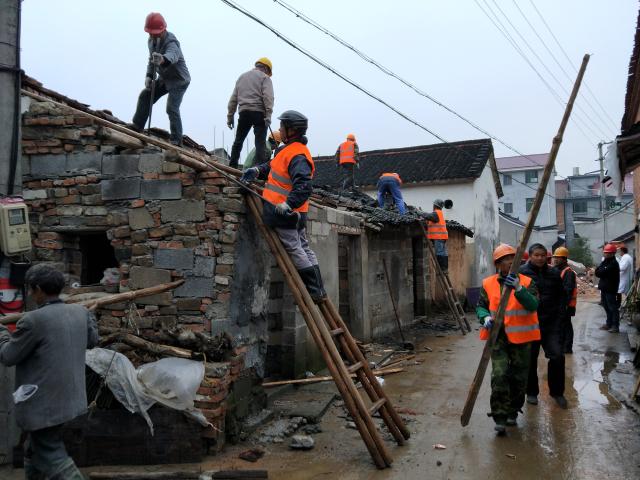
[602,291,620,329]
[340,163,355,189]
[527,320,565,397]
[230,110,268,169]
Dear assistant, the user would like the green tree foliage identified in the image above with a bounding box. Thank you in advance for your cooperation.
[569,237,593,267]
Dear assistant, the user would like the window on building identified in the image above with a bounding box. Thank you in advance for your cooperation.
[525,170,538,184]
[573,201,588,214]
[503,174,512,186]
[526,198,534,212]
[504,203,513,214]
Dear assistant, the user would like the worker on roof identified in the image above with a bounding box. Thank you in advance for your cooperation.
[377,173,406,215]
[595,243,621,333]
[425,199,448,272]
[227,58,275,169]
[241,111,327,302]
[520,243,568,409]
[335,133,359,190]
[243,130,281,171]
[131,12,191,146]
[551,247,577,354]
[0,265,98,479]
[477,244,540,435]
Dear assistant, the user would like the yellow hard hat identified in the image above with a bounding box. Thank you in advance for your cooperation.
[255,57,273,75]
[552,246,569,258]
[347,133,356,141]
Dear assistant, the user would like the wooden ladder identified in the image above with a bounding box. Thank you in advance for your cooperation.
[420,222,471,334]
[247,196,409,469]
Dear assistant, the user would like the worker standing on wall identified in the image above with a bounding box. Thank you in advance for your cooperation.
[243,130,281,171]
[595,243,621,333]
[131,12,191,146]
[551,247,577,354]
[335,133,359,190]
[0,265,98,480]
[227,58,275,169]
[376,173,406,214]
[425,199,448,272]
[241,110,327,302]
[476,244,540,435]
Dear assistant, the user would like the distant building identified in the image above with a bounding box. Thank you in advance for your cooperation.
[495,153,556,227]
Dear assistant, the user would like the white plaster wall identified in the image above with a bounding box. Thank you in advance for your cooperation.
[574,203,635,264]
[498,169,556,226]
[499,214,559,250]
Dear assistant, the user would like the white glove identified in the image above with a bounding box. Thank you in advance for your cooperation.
[144,77,152,89]
[275,201,292,216]
[152,52,164,66]
[483,316,493,329]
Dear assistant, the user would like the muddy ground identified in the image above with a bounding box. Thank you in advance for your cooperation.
[2,298,639,479]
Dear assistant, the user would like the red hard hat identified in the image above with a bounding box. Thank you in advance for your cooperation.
[603,243,617,253]
[522,251,529,261]
[144,12,167,35]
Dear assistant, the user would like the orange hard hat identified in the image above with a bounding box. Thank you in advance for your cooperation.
[493,243,516,263]
[144,12,167,35]
[603,243,617,253]
[553,246,569,258]
[269,130,282,144]
[347,133,356,141]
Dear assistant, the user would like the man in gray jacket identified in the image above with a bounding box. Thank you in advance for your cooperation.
[227,58,275,169]
[131,12,190,146]
[0,264,98,480]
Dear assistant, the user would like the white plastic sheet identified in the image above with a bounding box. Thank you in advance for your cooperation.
[86,348,209,434]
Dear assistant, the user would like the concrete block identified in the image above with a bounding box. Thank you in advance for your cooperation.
[174,276,214,298]
[141,179,182,200]
[155,248,194,270]
[21,155,30,176]
[102,179,141,200]
[217,197,246,213]
[135,292,172,306]
[30,154,66,176]
[65,152,102,172]
[22,189,47,200]
[84,206,108,216]
[129,266,171,289]
[102,154,141,177]
[326,208,337,224]
[161,199,205,222]
[57,205,83,216]
[139,153,164,173]
[128,207,155,230]
[194,256,216,277]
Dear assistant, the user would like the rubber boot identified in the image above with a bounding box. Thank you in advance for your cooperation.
[48,458,85,480]
[298,267,326,303]
[313,265,328,300]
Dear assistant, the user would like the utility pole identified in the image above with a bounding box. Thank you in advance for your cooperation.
[598,141,613,247]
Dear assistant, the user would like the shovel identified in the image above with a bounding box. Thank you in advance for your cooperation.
[382,258,415,350]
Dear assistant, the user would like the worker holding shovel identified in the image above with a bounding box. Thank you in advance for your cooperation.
[476,244,540,435]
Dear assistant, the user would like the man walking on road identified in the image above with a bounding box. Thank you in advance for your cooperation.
[241,110,327,302]
[552,247,577,354]
[477,244,540,435]
[596,243,621,333]
[335,133,359,190]
[227,58,275,169]
[520,243,569,409]
[0,265,98,480]
[131,12,191,146]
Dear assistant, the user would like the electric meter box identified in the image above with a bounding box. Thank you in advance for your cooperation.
[0,197,32,255]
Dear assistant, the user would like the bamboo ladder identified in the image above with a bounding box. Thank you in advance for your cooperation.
[246,196,409,469]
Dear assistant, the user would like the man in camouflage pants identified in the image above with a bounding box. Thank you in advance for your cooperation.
[477,244,540,435]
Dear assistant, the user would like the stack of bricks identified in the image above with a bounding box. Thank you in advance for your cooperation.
[20,97,252,441]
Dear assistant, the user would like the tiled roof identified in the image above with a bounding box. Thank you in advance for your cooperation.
[313,139,495,189]
[495,153,549,172]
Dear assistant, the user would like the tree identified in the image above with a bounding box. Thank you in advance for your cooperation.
[569,237,594,267]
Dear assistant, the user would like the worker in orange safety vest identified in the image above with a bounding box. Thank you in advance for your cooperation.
[377,172,406,214]
[424,199,449,271]
[476,243,540,435]
[335,133,359,190]
[551,247,577,354]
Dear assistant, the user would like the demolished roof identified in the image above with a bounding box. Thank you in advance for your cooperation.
[313,138,501,195]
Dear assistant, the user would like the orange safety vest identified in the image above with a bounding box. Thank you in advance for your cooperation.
[560,266,578,309]
[338,140,356,165]
[380,172,402,184]
[262,142,315,213]
[426,209,448,240]
[479,274,540,343]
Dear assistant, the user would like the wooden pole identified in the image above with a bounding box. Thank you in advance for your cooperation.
[460,54,590,427]
[261,367,404,387]
[0,280,184,325]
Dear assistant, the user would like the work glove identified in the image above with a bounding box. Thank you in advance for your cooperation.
[504,273,521,291]
[240,167,258,184]
[151,52,164,66]
[227,116,234,130]
[264,117,271,127]
[482,316,493,330]
[144,77,152,89]
[275,201,292,216]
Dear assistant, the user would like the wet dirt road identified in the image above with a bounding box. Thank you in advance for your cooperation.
[2,300,639,479]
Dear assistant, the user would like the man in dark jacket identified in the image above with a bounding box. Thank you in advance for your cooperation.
[551,247,577,353]
[520,243,568,408]
[595,243,621,333]
[132,12,191,146]
[241,110,326,302]
[0,264,98,479]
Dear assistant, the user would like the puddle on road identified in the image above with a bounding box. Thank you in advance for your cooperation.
[573,351,622,410]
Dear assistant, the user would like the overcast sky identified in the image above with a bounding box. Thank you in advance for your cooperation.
[21,0,638,178]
